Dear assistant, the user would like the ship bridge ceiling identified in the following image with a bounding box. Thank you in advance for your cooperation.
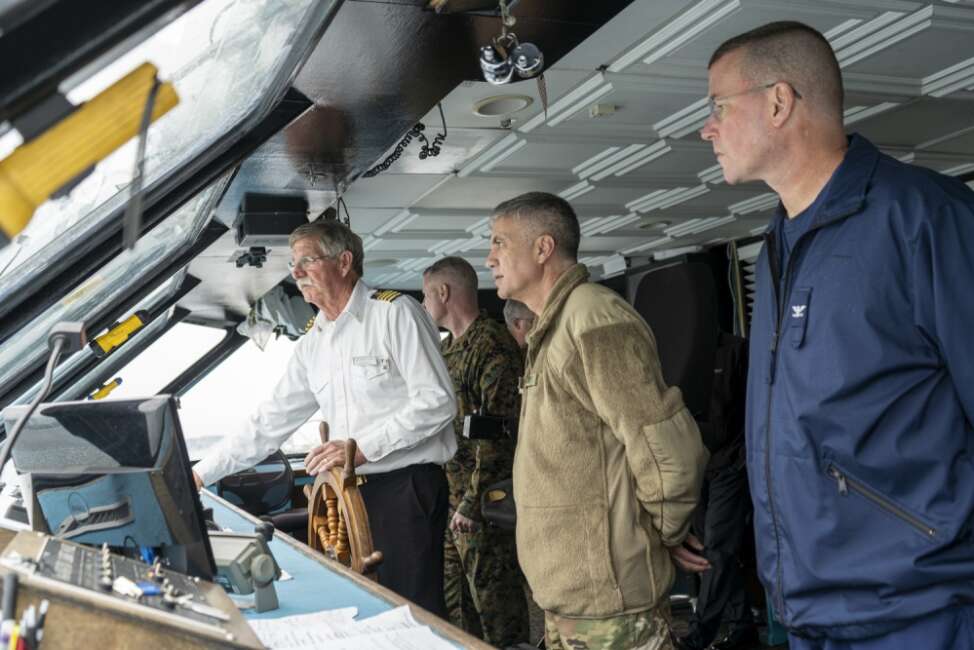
[253,0,974,293]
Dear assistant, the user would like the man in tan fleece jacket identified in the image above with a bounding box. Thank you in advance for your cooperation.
[485,191,709,650]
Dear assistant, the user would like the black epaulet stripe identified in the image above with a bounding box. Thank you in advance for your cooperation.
[370,289,403,302]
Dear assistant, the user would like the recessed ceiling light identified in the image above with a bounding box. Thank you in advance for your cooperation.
[473,95,533,117]
[641,220,671,230]
[367,258,399,268]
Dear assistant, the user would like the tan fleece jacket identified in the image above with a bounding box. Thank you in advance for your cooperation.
[514,264,709,617]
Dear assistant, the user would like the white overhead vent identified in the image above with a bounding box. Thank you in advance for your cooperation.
[458,134,524,177]
[601,255,628,277]
[558,180,595,201]
[362,235,381,251]
[843,102,900,125]
[728,193,778,215]
[372,210,417,236]
[575,144,646,179]
[580,213,641,236]
[620,236,673,255]
[697,163,724,185]
[831,7,933,69]
[591,140,672,180]
[664,215,736,238]
[653,97,710,139]
[824,18,864,41]
[943,162,974,176]
[466,217,492,238]
[372,271,401,285]
[429,238,481,255]
[572,146,622,176]
[479,139,527,173]
[398,256,437,272]
[653,245,704,262]
[922,55,974,97]
[626,184,709,212]
[373,270,414,286]
[607,0,742,72]
[518,73,613,132]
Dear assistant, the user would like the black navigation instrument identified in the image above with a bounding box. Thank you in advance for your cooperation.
[4,396,216,580]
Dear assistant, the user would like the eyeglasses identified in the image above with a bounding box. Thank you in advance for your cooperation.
[708,81,802,122]
[287,254,334,271]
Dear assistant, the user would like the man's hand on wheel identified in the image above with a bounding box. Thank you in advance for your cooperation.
[192,470,203,491]
[304,441,367,475]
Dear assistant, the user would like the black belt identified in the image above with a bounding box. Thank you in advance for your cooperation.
[358,463,441,486]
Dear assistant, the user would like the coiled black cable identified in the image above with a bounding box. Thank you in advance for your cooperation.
[362,103,447,177]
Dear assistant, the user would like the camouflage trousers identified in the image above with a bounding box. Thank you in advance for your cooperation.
[544,602,674,650]
[444,523,529,647]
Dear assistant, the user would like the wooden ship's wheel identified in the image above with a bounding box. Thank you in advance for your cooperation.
[305,423,383,578]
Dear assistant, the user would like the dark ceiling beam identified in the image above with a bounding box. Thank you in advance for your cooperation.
[284,0,634,193]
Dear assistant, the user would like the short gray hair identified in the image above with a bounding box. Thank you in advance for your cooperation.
[709,21,843,120]
[503,299,534,327]
[423,256,478,294]
[490,192,581,261]
[289,220,364,276]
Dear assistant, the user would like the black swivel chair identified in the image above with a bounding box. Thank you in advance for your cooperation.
[630,260,719,422]
[217,449,308,539]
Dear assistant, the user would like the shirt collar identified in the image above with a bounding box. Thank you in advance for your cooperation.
[314,279,371,330]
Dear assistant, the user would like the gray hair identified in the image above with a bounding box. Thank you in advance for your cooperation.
[423,256,478,294]
[503,299,535,327]
[289,220,364,276]
[490,191,581,261]
[709,21,844,120]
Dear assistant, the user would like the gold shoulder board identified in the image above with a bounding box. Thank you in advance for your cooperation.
[370,289,402,302]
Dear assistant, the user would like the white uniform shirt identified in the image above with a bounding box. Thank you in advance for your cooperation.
[194,280,457,485]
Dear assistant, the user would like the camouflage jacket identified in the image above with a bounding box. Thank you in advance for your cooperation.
[442,312,522,521]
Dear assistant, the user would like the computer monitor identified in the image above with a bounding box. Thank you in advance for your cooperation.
[3,395,216,580]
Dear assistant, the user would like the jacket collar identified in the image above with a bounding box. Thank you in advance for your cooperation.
[526,264,590,350]
[766,133,879,235]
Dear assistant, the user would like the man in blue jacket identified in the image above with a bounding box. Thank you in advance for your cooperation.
[691,20,974,649]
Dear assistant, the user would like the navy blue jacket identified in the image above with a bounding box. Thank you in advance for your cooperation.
[746,135,974,639]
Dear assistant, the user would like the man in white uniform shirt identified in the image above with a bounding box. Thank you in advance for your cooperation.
[193,220,457,616]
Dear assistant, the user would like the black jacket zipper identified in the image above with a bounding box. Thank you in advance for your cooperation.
[763,230,787,618]
[759,209,855,619]
[827,465,936,539]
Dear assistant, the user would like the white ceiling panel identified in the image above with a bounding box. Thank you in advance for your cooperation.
[843,10,974,78]
[342,173,451,209]
[341,0,974,289]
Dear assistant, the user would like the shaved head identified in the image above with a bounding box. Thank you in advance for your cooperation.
[710,21,843,122]
[423,256,478,297]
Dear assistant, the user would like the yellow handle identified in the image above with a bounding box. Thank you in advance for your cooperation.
[0,62,179,239]
[90,312,147,356]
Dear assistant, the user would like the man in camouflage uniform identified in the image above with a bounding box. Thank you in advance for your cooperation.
[422,256,529,647]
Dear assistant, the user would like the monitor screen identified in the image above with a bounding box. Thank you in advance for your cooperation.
[4,396,216,580]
